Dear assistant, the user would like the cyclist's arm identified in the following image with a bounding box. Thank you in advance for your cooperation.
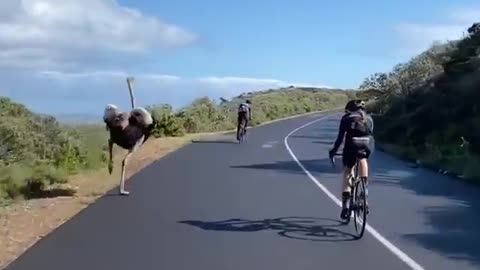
[333,116,347,151]
[248,106,252,120]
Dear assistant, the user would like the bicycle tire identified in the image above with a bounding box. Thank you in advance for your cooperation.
[345,161,360,225]
[353,178,367,239]
[239,120,247,143]
[239,127,244,143]
[237,120,244,143]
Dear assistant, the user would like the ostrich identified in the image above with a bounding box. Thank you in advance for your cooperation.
[102,78,155,195]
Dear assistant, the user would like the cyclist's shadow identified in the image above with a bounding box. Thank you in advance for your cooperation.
[179,216,357,242]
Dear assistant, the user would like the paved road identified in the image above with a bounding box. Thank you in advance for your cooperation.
[5,112,480,270]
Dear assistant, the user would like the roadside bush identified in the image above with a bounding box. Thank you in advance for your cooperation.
[147,104,186,137]
[0,97,105,200]
[0,163,67,199]
[359,22,480,183]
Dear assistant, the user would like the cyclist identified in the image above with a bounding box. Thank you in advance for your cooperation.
[328,99,374,220]
[237,99,252,141]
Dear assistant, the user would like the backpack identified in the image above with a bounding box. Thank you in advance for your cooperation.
[346,110,371,137]
[238,103,249,113]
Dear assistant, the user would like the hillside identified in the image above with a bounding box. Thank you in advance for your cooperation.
[0,86,353,202]
[145,86,354,136]
[359,22,480,182]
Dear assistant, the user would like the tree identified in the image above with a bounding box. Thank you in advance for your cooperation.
[358,72,388,92]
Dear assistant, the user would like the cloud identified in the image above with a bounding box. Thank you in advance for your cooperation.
[0,0,198,70]
[0,1,333,119]
[394,7,480,56]
[0,70,333,116]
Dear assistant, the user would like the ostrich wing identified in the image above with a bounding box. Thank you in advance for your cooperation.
[129,107,153,128]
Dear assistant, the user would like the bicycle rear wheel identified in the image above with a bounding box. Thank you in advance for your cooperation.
[352,178,367,239]
[239,120,246,143]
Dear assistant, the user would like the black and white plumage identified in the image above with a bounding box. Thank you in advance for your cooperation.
[103,104,155,195]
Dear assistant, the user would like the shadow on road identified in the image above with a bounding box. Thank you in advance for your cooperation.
[179,216,356,242]
[370,152,480,267]
[230,158,340,175]
[312,140,334,146]
[191,140,237,144]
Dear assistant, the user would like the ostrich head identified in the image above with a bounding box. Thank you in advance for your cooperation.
[103,104,130,130]
[103,104,118,122]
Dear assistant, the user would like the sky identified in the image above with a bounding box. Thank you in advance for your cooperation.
[0,0,479,117]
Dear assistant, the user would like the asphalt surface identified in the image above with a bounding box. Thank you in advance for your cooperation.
[4,111,480,270]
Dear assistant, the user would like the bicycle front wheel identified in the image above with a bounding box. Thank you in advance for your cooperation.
[353,178,367,239]
[239,122,246,143]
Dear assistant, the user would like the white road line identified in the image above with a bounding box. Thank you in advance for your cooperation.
[283,115,426,270]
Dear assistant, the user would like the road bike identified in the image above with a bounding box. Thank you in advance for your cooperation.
[238,118,248,143]
[330,152,369,239]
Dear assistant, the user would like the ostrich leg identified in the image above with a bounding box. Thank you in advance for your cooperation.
[118,139,143,195]
[108,138,114,174]
[119,151,132,195]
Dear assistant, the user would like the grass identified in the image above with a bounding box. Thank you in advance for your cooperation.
[377,141,480,183]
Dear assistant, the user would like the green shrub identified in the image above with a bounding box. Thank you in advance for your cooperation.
[0,163,67,200]
[0,163,29,199]
[360,22,480,183]
[148,104,186,137]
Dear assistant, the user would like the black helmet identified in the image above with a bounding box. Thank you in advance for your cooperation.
[246,99,251,104]
[345,99,365,112]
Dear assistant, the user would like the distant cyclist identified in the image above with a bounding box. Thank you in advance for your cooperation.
[329,99,374,220]
[237,99,252,141]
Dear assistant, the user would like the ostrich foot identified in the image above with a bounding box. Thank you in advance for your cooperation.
[119,189,130,196]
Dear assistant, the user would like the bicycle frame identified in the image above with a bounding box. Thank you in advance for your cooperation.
[238,118,247,143]
[329,152,368,239]
[330,153,361,196]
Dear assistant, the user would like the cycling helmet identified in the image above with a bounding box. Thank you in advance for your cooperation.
[345,99,365,112]
[246,99,251,104]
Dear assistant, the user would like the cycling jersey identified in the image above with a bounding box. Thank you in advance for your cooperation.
[238,102,250,113]
[332,110,374,168]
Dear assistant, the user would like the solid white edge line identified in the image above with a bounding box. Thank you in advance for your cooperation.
[283,115,426,270]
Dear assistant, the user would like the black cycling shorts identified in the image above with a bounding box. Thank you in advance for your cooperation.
[238,111,248,122]
[342,137,371,168]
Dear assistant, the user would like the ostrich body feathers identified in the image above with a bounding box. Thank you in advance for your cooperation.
[103,104,155,149]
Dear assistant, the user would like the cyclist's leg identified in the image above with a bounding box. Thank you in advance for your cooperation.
[350,137,371,182]
[358,158,368,180]
[236,113,242,140]
[356,144,371,212]
[340,144,357,219]
[356,144,371,182]
[342,145,357,193]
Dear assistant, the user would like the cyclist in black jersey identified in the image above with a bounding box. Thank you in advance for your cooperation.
[329,99,374,220]
[237,100,252,141]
